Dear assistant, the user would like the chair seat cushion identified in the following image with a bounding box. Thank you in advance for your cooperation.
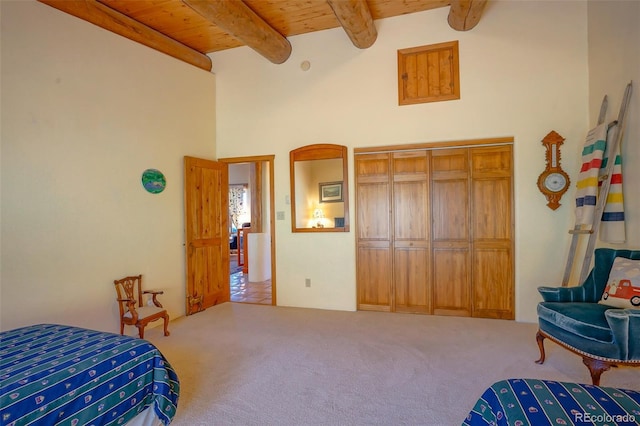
[124,306,165,320]
[537,302,613,343]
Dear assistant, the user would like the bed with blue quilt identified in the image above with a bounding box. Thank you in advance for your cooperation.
[463,378,640,426]
[0,324,179,426]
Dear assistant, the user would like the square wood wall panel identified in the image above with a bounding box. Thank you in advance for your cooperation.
[398,40,460,105]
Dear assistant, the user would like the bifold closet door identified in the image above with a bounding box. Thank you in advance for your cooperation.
[392,151,430,313]
[356,151,430,313]
[356,153,392,311]
[430,148,472,316]
[470,146,514,319]
[355,143,514,319]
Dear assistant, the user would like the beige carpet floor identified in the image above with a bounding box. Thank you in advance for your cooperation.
[145,303,639,425]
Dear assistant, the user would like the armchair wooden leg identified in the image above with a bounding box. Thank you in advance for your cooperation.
[535,330,546,364]
[138,326,145,339]
[163,314,170,336]
[582,357,616,386]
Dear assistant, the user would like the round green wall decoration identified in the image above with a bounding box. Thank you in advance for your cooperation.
[141,169,166,194]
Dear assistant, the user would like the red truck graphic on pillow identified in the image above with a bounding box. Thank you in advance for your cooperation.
[602,279,640,307]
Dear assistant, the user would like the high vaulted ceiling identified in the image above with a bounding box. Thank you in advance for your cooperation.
[38,0,487,71]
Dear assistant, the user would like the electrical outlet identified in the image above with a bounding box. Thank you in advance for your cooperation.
[277,211,285,220]
[305,278,311,287]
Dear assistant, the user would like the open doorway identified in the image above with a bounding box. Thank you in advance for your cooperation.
[221,156,276,306]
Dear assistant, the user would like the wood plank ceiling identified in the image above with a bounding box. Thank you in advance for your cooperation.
[38,0,487,71]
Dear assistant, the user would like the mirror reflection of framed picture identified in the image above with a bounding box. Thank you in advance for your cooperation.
[319,181,343,203]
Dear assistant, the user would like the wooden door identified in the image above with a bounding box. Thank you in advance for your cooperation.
[356,153,392,311]
[470,146,514,319]
[184,156,229,314]
[355,140,514,319]
[431,148,471,316]
[392,151,430,313]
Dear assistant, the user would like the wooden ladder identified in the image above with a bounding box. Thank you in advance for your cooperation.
[562,81,633,286]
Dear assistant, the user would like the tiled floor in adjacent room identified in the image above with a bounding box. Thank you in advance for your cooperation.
[230,271,272,305]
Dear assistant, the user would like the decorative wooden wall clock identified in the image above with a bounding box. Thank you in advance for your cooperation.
[537,130,570,210]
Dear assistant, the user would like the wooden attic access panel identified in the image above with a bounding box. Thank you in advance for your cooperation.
[398,40,460,105]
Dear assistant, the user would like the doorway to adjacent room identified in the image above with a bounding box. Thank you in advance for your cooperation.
[222,156,276,306]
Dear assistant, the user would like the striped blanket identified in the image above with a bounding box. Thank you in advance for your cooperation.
[463,378,640,426]
[0,324,180,426]
[575,123,625,243]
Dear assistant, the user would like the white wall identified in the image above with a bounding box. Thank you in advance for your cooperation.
[211,1,593,322]
[587,1,640,249]
[0,1,216,332]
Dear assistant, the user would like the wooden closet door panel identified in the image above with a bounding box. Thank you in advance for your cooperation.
[432,248,471,316]
[356,153,392,311]
[356,153,391,240]
[432,180,469,241]
[357,183,390,240]
[393,179,430,312]
[472,178,511,240]
[393,151,429,241]
[431,148,471,315]
[471,145,514,318]
[471,145,512,241]
[392,151,430,313]
[356,153,391,181]
[431,148,468,179]
[471,145,512,177]
[473,247,513,319]
[357,245,392,311]
[431,148,469,242]
[394,247,430,313]
[394,180,428,240]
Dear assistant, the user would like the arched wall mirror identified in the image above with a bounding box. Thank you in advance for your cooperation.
[290,144,350,233]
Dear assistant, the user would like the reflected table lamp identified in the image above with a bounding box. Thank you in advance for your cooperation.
[313,208,325,228]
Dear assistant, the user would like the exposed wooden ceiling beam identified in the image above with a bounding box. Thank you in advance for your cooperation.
[448,0,487,31]
[38,0,213,71]
[183,0,292,65]
[326,0,377,49]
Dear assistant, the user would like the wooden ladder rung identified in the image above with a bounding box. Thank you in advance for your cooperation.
[568,229,593,235]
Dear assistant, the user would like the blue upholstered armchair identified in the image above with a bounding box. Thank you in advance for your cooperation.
[536,248,640,385]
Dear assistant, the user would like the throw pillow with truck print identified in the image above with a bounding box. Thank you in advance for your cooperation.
[599,257,640,308]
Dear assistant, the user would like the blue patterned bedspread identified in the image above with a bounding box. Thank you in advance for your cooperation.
[463,378,640,426]
[1,324,179,426]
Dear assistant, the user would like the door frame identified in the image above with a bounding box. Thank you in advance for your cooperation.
[219,155,276,305]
